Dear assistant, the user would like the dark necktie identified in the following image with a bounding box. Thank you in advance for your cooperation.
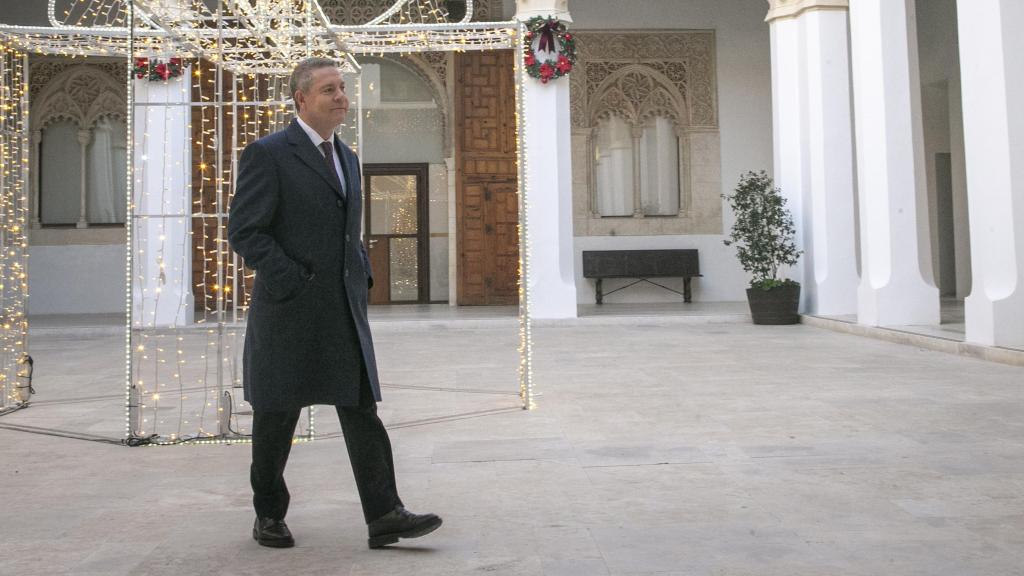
[319,140,345,198]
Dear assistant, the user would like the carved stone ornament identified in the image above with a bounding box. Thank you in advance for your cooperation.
[764,0,848,22]
[318,0,499,24]
[570,31,722,237]
[571,31,717,130]
[28,57,125,100]
[30,62,127,131]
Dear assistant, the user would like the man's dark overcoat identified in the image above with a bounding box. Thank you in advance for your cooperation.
[227,119,379,410]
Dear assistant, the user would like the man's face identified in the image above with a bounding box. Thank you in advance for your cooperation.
[296,66,348,128]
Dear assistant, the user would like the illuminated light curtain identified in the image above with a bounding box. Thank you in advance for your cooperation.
[87,116,127,224]
[0,0,534,427]
[639,115,679,216]
[594,115,633,217]
[0,48,30,408]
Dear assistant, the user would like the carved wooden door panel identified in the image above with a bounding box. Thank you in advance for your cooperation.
[455,49,518,305]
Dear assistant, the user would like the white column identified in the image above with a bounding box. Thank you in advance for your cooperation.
[766,1,858,316]
[517,0,577,319]
[630,125,643,218]
[76,128,91,229]
[958,0,1024,347]
[768,15,807,301]
[131,74,194,328]
[849,0,939,326]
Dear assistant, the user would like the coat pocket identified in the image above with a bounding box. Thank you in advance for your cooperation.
[260,269,314,304]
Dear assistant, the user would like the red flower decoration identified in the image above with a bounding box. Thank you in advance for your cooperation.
[155,63,170,80]
[557,55,572,74]
[523,16,576,84]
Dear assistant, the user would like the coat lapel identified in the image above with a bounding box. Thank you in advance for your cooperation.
[336,139,360,212]
[286,119,343,199]
[334,139,351,200]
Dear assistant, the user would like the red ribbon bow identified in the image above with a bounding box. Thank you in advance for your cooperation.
[537,21,558,54]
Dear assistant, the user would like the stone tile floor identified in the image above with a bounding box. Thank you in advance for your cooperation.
[2,315,1024,575]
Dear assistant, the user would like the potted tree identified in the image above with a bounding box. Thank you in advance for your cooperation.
[723,171,802,325]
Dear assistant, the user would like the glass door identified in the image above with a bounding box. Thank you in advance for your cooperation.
[364,164,429,304]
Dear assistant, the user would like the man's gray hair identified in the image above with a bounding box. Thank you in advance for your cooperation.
[289,57,339,113]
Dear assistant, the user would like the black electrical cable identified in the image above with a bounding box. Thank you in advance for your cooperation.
[225,391,253,438]
[0,404,28,417]
[0,422,123,445]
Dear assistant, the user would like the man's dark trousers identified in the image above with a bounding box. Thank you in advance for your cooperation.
[250,374,403,524]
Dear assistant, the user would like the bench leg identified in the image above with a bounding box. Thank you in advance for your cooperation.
[683,277,693,303]
[595,278,603,304]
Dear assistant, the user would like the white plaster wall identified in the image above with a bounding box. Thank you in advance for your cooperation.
[28,245,126,314]
[570,0,773,302]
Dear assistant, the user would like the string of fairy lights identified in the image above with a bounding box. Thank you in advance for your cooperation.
[0,49,30,409]
[0,0,535,444]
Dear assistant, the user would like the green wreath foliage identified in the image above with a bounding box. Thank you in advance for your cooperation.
[133,57,186,82]
[522,16,577,84]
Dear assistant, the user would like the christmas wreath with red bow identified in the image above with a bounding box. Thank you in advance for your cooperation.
[522,16,576,84]
[133,57,187,82]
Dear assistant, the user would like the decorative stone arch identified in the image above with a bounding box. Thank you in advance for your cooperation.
[29,64,127,229]
[570,31,722,236]
[586,64,692,218]
[587,64,688,133]
[591,107,632,125]
[31,64,126,131]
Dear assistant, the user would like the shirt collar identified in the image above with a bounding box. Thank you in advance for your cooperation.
[295,116,334,150]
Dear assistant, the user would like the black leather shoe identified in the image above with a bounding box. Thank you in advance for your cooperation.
[252,517,295,548]
[367,506,442,549]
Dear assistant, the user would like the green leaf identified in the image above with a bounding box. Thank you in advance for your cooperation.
[722,171,803,285]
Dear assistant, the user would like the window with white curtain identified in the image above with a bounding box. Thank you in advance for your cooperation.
[594,115,634,217]
[639,116,680,216]
[39,116,127,226]
[86,117,128,224]
[593,113,682,217]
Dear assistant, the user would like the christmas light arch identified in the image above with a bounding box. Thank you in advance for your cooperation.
[0,0,535,445]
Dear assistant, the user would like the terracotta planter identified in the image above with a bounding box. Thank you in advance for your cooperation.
[746,283,801,325]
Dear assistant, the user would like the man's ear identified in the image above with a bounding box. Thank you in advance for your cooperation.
[294,91,303,113]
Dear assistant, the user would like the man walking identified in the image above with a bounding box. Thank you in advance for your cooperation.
[227,57,442,549]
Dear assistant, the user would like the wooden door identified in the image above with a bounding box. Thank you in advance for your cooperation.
[363,164,430,304]
[455,50,519,305]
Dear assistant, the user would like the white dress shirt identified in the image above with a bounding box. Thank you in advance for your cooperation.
[295,116,346,197]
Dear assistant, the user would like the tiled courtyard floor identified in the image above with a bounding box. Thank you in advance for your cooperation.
[2,314,1023,575]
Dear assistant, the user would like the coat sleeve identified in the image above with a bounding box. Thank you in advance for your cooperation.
[228,140,307,300]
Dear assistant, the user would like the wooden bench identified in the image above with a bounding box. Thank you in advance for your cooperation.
[582,249,701,304]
